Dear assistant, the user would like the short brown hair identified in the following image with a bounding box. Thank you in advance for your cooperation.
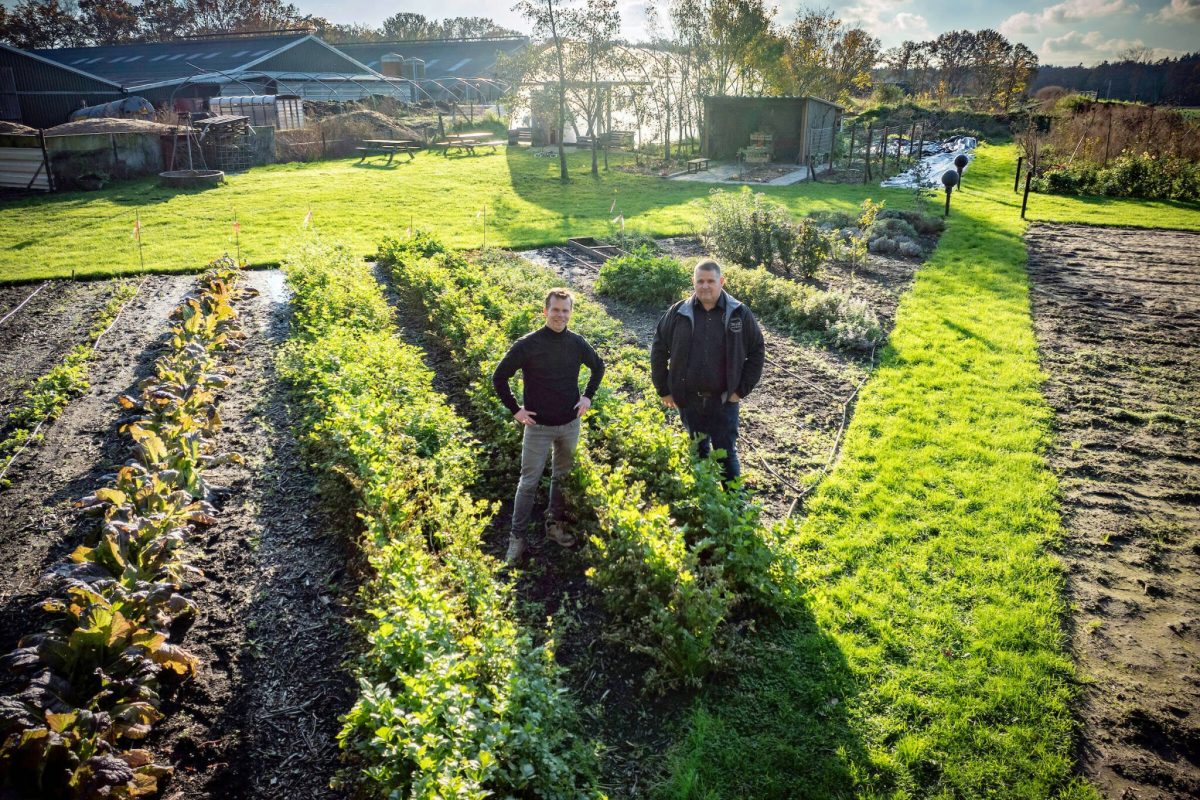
[544,287,574,309]
[694,259,722,277]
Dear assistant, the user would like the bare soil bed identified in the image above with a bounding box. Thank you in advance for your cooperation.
[0,280,117,422]
[0,270,356,800]
[1026,223,1200,800]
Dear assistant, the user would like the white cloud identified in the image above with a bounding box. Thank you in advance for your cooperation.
[1042,29,1143,59]
[1148,0,1200,22]
[841,0,931,40]
[1000,0,1139,37]
[893,12,931,36]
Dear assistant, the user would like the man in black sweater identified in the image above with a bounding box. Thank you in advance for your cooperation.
[492,288,605,564]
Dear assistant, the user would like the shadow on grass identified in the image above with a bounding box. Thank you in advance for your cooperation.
[659,608,872,800]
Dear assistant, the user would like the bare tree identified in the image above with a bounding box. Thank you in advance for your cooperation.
[514,0,572,180]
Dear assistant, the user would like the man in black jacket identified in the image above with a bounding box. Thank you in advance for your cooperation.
[493,288,605,564]
[650,259,764,482]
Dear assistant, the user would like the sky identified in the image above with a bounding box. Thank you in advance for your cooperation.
[300,0,1200,66]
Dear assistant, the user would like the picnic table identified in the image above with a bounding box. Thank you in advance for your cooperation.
[433,132,507,156]
[356,139,416,164]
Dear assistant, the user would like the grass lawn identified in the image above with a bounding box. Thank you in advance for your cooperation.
[0,149,906,284]
[658,144,1105,799]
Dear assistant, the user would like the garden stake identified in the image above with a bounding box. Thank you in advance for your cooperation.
[134,211,145,272]
[1014,156,1023,192]
[1021,171,1033,219]
[232,212,241,262]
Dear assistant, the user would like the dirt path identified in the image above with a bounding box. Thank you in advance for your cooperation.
[1026,224,1200,800]
[148,269,357,800]
[0,279,117,421]
[0,274,195,651]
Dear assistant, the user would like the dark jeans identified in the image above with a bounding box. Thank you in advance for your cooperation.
[679,395,741,481]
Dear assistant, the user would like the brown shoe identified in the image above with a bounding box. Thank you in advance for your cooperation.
[504,536,526,565]
[546,520,576,548]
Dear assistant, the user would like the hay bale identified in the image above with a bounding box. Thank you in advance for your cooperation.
[0,121,37,134]
[44,118,177,136]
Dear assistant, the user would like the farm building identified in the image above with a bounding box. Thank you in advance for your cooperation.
[338,36,527,103]
[31,33,415,114]
[703,95,842,165]
[0,42,126,129]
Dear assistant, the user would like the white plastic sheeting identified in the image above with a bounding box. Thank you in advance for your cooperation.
[881,135,977,189]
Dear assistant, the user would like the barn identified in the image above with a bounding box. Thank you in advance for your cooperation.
[32,33,414,114]
[338,36,527,103]
[0,42,125,129]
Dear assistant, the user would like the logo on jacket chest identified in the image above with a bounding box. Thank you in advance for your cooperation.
[728,317,743,334]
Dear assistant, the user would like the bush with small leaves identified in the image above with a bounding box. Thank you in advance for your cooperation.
[595,247,691,307]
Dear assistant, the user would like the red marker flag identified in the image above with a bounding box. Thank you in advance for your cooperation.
[232,219,241,234]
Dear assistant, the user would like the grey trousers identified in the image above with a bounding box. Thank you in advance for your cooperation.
[510,417,580,538]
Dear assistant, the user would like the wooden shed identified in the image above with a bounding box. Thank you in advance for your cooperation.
[703,96,842,164]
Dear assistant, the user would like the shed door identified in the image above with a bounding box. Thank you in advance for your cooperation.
[0,69,20,121]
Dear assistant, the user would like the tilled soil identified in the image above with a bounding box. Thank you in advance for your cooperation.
[0,279,118,422]
[0,274,195,652]
[0,271,356,800]
[1026,224,1200,800]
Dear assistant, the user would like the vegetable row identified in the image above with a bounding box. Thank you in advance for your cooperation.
[277,240,598,800]
[378,235,795,690]
[0,258,250,798]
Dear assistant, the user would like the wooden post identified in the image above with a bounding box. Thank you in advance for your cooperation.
[809,155,819,182]
[847,125,857,174]
[1021,171,1032,219]
[37,130,55,192]
[863,124,873,183]
[1103,106,1113,167]
[908,121,917,159]
[1014,155,1023,192]
[894,126,902,171]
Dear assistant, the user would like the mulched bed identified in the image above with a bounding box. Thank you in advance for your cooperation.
[1026,223,1200,800]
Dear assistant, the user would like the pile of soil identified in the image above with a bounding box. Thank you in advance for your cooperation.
[1026,223,1200,800]
[43,118,177,135]
[0,121,37,135]
[316,109,423,142]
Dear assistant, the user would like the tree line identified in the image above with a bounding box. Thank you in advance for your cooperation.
[880,30,1039,111]
[0,0,517,49]
[1031,52,1200,106]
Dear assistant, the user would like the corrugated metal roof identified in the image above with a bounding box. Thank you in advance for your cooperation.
[338,37,526,79]
[32,34,310,87]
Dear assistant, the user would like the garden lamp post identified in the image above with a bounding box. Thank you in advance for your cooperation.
[942,169,959,217]
[954,154,969,189]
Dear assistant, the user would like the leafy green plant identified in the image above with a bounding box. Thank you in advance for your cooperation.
[595,247,690,307]
[702,190,800,272]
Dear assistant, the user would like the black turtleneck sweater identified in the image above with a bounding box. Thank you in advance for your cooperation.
[492,326,605,426]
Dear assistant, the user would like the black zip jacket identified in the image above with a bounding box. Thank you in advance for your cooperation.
[492,326,605,426]
[650,291,765,408]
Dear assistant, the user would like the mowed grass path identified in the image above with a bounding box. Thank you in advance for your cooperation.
[0,149,897,283]
[660,144,1115,799]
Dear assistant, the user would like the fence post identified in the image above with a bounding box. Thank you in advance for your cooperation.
[1014,155,1023,192]
[908,121,917,159]
[1021,171,1032,220]
[863,124,873,183]
[846,125,857,175]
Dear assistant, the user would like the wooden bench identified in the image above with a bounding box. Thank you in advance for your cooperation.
[356,142,415,165]
[435,138,507,156]
[687,157,710,174]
